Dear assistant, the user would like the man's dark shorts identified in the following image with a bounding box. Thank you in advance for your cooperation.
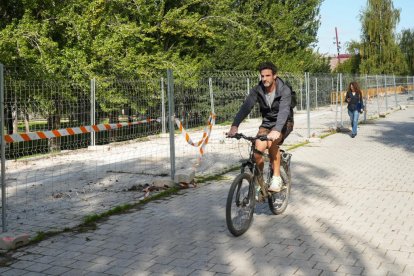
[256,121,294,145]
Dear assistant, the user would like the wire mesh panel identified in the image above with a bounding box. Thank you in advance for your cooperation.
[394,75,414,106]
[4,80,91,158]
[3,74,92,233]
[93,78,167,174]
[1,71,169,234]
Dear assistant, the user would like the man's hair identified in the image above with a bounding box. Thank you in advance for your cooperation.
[258,62,278,74]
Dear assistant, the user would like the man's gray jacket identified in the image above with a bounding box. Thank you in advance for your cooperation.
[232,77,293,132]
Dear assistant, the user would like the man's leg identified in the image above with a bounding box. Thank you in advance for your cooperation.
[267,140,282,192]
[267,122,293,192]
[254,140,267,173]
[254,127,271,177]
[268,141,281,177]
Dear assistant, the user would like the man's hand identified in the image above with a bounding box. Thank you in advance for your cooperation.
[226,126,238,137]
[267,130,281,141]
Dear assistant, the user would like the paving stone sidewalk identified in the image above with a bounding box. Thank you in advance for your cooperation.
[1,107,413,276]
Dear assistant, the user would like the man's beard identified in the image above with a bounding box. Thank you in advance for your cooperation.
[263,81,272,87]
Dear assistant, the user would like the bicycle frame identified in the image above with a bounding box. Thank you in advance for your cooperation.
[236,134,271,200]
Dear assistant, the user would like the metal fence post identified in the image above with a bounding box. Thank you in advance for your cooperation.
[208,78,215,114]
[161,77,166,133]
[393,75,398,108]
[376,75,380,115]
[300,79,303,111]
[0,63,6,232]
[167,69,175,181]
[90,78,96,146]
[315,77,318,110]
[306,72,311,138]
[384,76,388,112]
[339,73,343,127]
[364,74,368,122]
[246,78,250,119]
[335,74,339,128]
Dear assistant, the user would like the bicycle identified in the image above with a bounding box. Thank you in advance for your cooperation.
[225,133,292,236]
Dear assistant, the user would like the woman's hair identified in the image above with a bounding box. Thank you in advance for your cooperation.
[348,81,362,95]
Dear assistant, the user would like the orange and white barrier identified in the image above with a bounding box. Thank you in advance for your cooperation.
[4,118,160,143]
[175,113,216,155]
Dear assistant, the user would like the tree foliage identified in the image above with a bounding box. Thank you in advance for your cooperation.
[359,0,408,74]
[0,0,328,78]
[210,0,328,73]
[399,28,414,75]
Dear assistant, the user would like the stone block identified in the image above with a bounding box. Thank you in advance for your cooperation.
[153,178,174,188]
[174,169,195,184]
[0,232,30,250]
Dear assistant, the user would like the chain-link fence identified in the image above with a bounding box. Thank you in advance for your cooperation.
[1,64,413,235]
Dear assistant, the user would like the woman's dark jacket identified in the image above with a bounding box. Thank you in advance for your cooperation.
[346,91,364,112]
[232,77,293,132]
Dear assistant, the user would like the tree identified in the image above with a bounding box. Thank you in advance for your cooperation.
[334,41,362,74]
[359,0,408,74]
[399,28,414,75]
[209,0,329,73]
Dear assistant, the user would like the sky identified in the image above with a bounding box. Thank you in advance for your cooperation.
[316,0,414,56]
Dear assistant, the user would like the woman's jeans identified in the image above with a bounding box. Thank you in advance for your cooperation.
[348,109,360,134]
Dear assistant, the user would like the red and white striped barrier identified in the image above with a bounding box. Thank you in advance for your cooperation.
[4,118,160,143]
[175,113,216,155]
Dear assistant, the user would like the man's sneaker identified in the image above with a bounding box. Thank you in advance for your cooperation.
[268,176,282,192]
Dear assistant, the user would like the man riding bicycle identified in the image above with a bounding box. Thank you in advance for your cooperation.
[227,61,294,192]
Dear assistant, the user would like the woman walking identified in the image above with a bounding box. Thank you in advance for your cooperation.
[345,81,364,138]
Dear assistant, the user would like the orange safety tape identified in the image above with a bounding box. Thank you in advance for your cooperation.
[4,118,160,143]
[175,113,216,155]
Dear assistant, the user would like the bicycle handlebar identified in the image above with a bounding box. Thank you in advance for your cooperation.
[226,133,269,142]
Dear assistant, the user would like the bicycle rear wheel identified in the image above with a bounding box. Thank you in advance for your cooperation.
[226,172,255,236]
[268,166,291,215]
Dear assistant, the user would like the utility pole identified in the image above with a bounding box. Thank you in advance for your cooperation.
[334,27,341,64]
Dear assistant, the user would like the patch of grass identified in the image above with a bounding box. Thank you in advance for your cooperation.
[30,231,47,243]
[82,213,101,225]
[319,130,337,139]
[139,187,180,203]
[195,165,239,184]
[28,229,69,245]
[195,174,227,183]
[287,141,309,151]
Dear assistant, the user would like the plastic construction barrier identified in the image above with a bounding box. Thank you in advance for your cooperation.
[175,113,216,156]
[4,118,160,143]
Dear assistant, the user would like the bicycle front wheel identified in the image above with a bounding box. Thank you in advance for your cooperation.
[226,172,255,236]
